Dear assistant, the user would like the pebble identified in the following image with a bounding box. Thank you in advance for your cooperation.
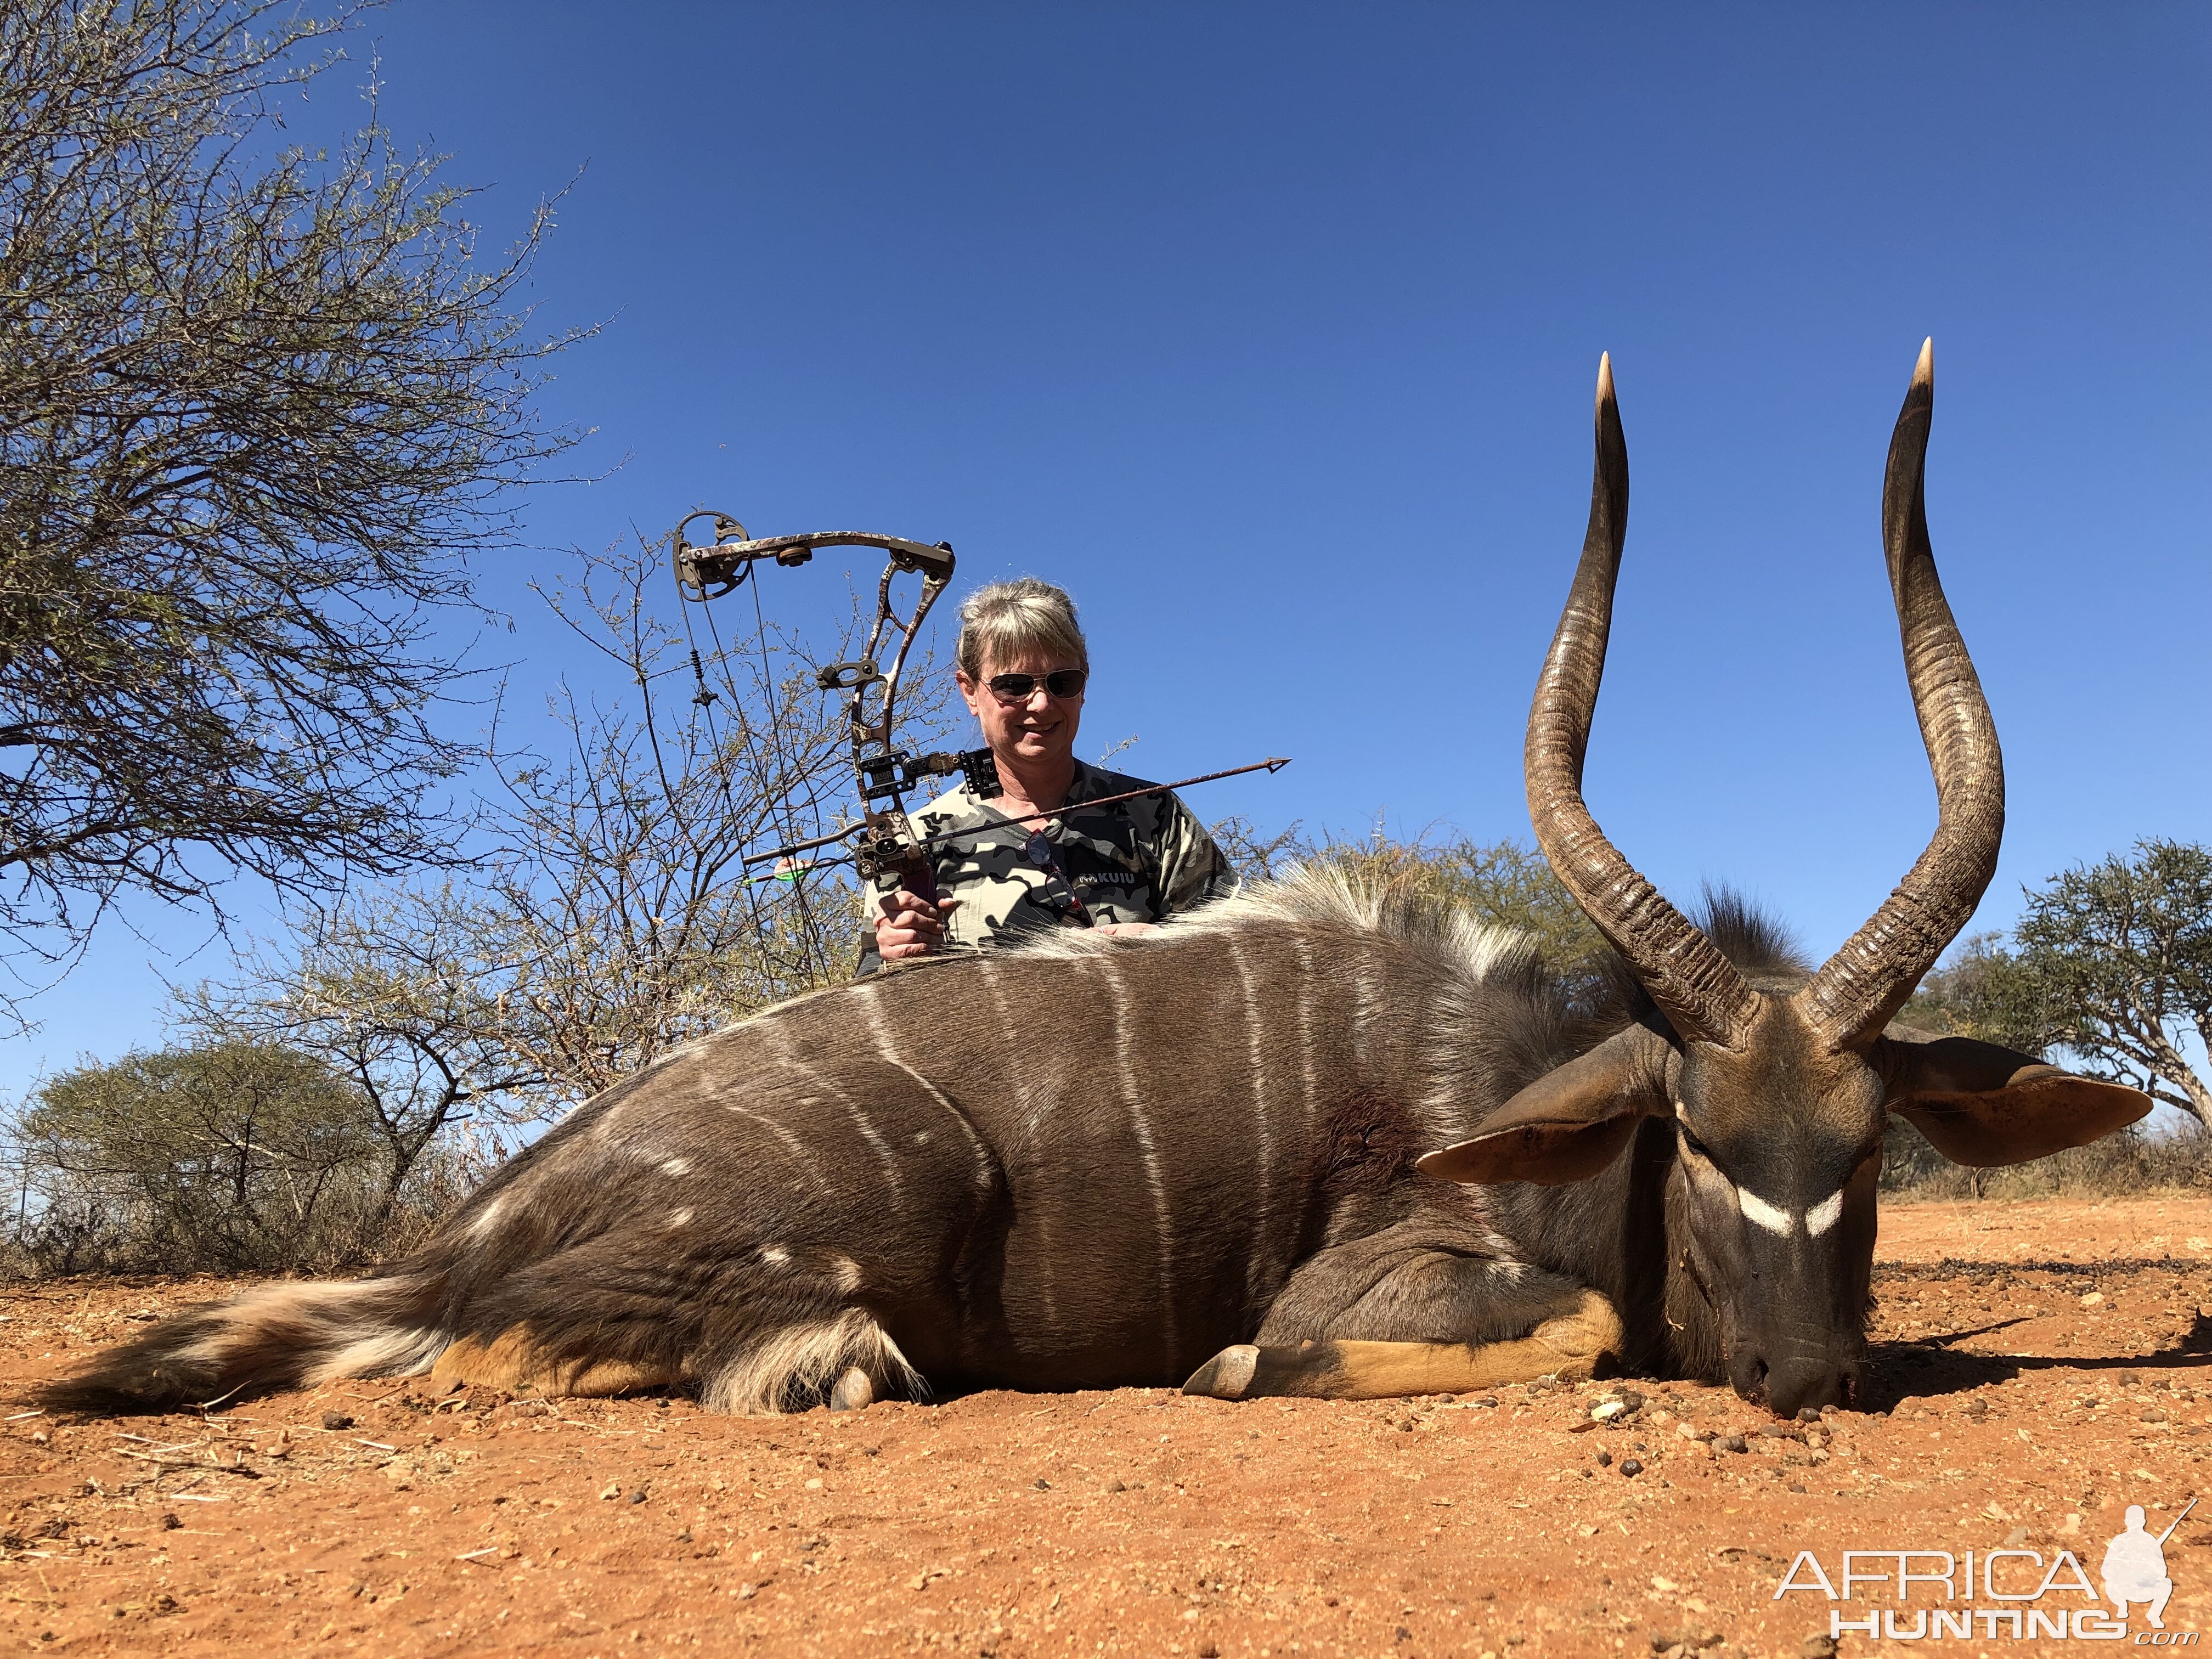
[1620,1458,1643,1477]
[322,1412,354,1431]
[1722,1435,1748,1454]
[1596,1449,1613,1468]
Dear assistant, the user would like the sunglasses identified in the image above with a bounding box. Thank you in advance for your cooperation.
[984,669,1087,703]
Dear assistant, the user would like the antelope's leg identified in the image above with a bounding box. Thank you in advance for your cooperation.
[1186,1231,1626,1403]
[430,1328,680,1399]
[1183,1289,1621,1401]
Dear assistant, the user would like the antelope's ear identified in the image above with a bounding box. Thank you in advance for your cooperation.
[1417,1024,1674,1186]
[1877,1025,2154,1169]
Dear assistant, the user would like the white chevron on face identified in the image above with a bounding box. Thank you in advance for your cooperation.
[1736,1187,1793,1236]
[1735,1184,1848,1237]
[1804,1188,1846,1237]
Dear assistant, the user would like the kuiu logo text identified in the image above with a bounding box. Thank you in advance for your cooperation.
[1774,1500,2196,1645]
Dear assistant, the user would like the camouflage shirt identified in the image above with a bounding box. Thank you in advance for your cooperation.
[855,759,1237,975]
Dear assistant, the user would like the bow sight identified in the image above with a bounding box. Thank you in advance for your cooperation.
[673,512,995,901]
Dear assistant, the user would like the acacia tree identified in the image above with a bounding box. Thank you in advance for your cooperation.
[2008,840,2212,1132]
[10,1041,382,1272]
[0,0,582,1018]
[1892,840,2212,1192]
[1900,932,2046,1051]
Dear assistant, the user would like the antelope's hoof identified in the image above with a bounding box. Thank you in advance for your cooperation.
[827,1367,874,1413]
[1181,1344,1260,1401]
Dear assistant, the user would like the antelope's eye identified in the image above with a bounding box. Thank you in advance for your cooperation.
[1677,1121,1713,1161]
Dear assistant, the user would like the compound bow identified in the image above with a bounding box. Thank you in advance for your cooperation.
[673,511,982,904]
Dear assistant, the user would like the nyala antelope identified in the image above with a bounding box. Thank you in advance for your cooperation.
[48,343,2149,1424]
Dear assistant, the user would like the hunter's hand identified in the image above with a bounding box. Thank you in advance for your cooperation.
[875,889,961,961]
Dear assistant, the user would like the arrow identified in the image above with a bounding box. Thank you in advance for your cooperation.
[741,757,1292,872]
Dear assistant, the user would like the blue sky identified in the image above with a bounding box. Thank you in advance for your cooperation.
[5,3,2207,1094]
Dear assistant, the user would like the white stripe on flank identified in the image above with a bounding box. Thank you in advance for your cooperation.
[1291,936,1318,1126]
[855,983,993,1192]
[1804,1189,1844,1237]
[1102,958,1178,1361]
[981,960,1020,1058]
[816,1075,907,1212]
[1351,957,1376,1071]
[1224,935,1275,1306]
[886,1058,995,1193]
[723,1104,836,1196]
[856,982,907,1071]
[1737,1187,1793,1237]
[752,1012,800,1071]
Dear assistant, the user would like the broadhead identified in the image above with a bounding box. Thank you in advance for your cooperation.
[1913,337,1933,388]
[1596,351,1615,409]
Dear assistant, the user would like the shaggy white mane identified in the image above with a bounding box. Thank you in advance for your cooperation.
[1003,862,1533,985]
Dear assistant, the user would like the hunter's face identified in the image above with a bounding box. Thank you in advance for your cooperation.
[958,648,1085,776]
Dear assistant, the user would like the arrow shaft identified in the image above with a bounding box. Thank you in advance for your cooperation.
[907,757,1290,853]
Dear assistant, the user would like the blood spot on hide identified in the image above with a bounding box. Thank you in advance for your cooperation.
[1312,1093,1417,1197]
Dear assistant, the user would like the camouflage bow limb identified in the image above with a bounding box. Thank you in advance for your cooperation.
[673,513,977,902]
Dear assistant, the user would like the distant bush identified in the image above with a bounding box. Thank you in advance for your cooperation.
[1,1041,482,1277]
[1882,1114,2211,1203]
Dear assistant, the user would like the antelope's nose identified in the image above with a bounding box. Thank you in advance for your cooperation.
[1735,1348,1857,1419]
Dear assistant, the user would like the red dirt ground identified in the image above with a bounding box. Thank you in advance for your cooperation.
[3,1194,2209,1658]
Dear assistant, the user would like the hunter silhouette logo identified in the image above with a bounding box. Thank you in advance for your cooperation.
[1774,1497,2198,1643]
[2104,1502,2195,1630]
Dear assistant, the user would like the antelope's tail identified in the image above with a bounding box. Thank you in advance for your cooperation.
[36,1274,447,1415]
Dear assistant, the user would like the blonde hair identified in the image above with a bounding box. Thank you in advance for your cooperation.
[955,579,1088,679]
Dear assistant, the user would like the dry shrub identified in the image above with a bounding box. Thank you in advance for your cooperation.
[1883,1116,2211,1203]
